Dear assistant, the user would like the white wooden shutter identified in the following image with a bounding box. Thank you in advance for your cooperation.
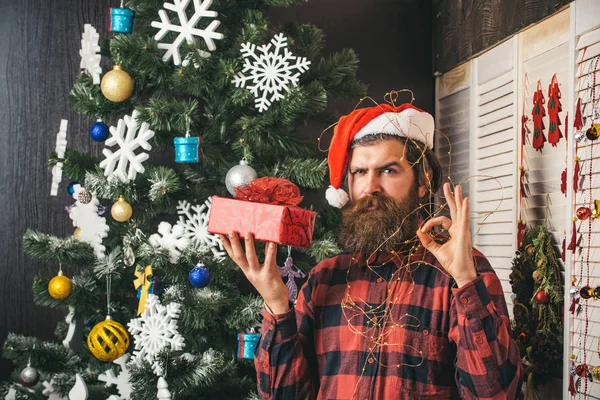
[471,38,518,311]
[570,19,600,400]
[435,62,471,199]
[520,9,570,251]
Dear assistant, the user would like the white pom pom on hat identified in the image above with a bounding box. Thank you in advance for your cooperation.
[326,103,434,208]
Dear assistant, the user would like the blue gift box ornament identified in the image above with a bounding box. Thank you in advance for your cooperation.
[174,137,201,163]
[136,276,162,298]
[109,7,135,34]
[237,332,261,359]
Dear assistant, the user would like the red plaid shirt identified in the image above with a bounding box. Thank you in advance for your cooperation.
[255,241,522,399]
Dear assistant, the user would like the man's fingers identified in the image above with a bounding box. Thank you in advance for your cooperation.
[416,228,441,256]
[227,231,249,269]
[244,233,260,270]
[420,216,452,233]
[264,242,278,270]
[444,182,458,223]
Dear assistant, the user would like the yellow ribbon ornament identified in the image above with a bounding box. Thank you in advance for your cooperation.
[134,265,153,315]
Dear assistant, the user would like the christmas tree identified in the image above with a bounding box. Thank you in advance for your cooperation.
[1,1,365,398]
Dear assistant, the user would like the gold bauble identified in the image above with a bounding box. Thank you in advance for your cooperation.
[111,195,133,222]
[48,271,72,300]
[87,318,130,362]
[100,65,134,102]
[73,227,82,240]
[532,270,542,282]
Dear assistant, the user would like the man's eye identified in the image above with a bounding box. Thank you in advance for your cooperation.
[351,169,365,175]
[383,168,397,174]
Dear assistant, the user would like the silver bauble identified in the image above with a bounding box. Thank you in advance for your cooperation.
[593,103,600,120]
[225,158,258,195]
[19,366,40,387]
[570,285,580,298]
[575,130,586,143]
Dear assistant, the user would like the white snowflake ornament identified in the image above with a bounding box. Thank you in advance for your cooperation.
[128,294,185,375]
[50,119,68,196]
[151,0,224,66]
[42,379,68,400]
[68,374,88,400]
[100,110,155,183]
[232,33,311,112]
[79,24,102,84]
[149,222,189,264]
[69,185,109,259]
[98,354,132,400]
[176,199,225,259]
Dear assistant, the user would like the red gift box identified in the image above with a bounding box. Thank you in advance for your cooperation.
[207,178,316,248]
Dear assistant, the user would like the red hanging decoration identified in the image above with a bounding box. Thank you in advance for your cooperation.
[561,168,567,195]
[532,80,546,151]
[567,219,577,251]
[574,97,583,131]
[573,156,580,192]
[517,220,526,247]
[547,74,563,147]
[565,113,569,142]
[569,372,576,395]
[561,237,566,262]
[521,115,528,145]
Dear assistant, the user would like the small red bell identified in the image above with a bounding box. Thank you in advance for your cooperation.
[577,207,591,220]
[536,290,550,304]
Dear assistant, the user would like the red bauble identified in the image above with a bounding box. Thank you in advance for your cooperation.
[536,290,550,304]
[577,206,591,220]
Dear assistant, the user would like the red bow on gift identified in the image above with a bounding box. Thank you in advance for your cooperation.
[234,177,303,206]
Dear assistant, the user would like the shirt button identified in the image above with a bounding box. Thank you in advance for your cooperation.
[460,297,468,304]
[476,336,484,344]
[269,324,274,330]
[422,329,429,336]
[368,357,374,364]
[376,278,383,283]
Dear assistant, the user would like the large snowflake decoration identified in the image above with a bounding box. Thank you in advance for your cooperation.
[50,119,68,196]
[232,33,311,112]
[149,222,189,264]
[79,24,102,84]
[69,185,109,259]
[98,354,132,400]
[151,0,224,66]
[175,198,225,259]
[99,110,155,183]
[128,294,185,375]
[42,379,67,400]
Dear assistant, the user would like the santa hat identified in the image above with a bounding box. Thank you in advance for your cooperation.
[325,103,435,208]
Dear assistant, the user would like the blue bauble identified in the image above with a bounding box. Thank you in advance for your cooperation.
[189,264,211,288]
[90,120,110,142]
[67,181,79,196]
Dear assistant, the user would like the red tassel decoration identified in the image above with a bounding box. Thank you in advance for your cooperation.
[517,220,526,247]
[562,237,566,262]
[569,373,576,395]
[574,97,583,131]
[567,219,577,251]
[570,297,579,314]
[573,156,580,192]
[532,81,546,151]
[561,168,567,195]
[547,75,563,147]
[565,113,569,142]
[521,115,528,145]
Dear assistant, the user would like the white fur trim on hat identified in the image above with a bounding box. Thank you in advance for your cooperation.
[353,108,434,149]
[325,185,349,208]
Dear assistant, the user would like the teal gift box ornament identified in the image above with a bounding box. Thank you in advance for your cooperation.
[174,136,201,163]
[109,7,135,33]
[237,331,261,359]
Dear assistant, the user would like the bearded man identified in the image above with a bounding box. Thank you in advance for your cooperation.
[219,104,522,400]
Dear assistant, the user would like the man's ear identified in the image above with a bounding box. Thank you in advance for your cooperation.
[418,169,433,198]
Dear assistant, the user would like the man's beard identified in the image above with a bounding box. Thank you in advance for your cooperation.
[338,183,421,255]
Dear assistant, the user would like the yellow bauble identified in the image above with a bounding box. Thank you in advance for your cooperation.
[48,271,72,300]
[111,195,133,222]
[73,227,82,240]
[87,318,130,362]
[100,65,134,102]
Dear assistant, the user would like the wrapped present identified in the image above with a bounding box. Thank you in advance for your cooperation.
[237,332,261,359]
[207,177,316,248]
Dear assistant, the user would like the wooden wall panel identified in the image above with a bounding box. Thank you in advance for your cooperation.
[434,0,571,74]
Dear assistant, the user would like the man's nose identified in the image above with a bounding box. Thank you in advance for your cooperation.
[363,172,382,196]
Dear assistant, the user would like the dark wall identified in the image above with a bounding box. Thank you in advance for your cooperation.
[0,0,433,379]
[433,0,571,73]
